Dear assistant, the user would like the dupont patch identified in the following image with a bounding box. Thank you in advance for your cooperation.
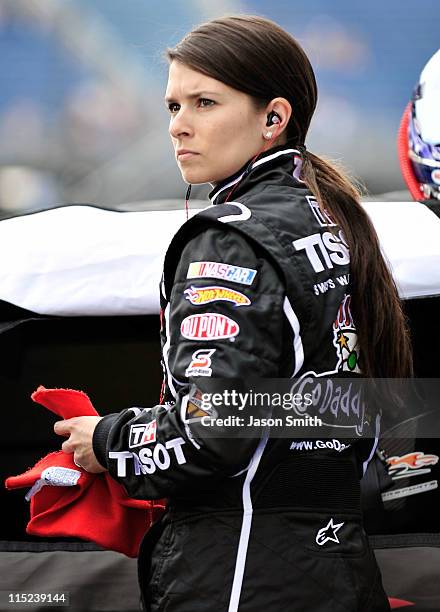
[184,285,251,307]
[129,420,157,448]
[185,348,216,377]
[181,313,239,341]
[187,261,257,286]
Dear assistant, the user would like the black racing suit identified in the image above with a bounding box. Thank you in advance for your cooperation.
[93,145,390,611]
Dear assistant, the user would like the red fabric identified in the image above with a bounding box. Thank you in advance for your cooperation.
[5,386,165,558]
[388,597,414,608]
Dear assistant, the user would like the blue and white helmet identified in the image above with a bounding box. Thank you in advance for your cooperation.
[407,49,440,200]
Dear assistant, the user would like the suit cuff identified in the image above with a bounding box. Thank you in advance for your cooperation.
[92,413,119,469]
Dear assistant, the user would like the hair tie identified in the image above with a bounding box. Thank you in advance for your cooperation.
[293,146,307,182]
[297,144,307,158]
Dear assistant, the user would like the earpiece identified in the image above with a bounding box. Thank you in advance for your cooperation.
[266,111,281,126]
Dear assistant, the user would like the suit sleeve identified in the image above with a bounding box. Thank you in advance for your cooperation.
[93,225,285,499]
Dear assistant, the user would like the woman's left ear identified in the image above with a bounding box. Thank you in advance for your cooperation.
[262,98,292,139]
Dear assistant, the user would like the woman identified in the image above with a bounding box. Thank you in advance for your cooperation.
[55,15,412,611]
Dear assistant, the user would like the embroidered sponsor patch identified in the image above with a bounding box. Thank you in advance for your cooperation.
[185,348,216,377]
[110,438,186,477]
[382,480,438,502]
[306,195,336,227]
[292,230,349,273]
[129,420,157,448]
[184,285,251,307]
[290,439,350,453]
[315,518,344,546]
[184,388,217,422]
[187,261,257,286]
[387,451,439,480]
[181,313,239,341]
[333,294,361,373]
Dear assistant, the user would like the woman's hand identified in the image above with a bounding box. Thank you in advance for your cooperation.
[54,416,107,473]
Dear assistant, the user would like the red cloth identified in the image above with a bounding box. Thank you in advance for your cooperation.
[388,598,414,609]
[5,386,165,558]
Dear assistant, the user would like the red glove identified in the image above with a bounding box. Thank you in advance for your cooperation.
[5,386,166,558]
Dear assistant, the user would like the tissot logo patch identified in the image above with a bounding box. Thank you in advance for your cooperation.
[293,230,349,273]
[184,286,251,307]
[181,313,239,341]
[187,261,257,285]
[129,420,157,448]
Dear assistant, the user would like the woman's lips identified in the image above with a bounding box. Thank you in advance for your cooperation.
[177,151,199,161]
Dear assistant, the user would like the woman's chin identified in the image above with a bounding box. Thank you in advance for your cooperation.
[180,170,212,185]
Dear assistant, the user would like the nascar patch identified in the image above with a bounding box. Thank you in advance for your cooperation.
[181,313,239,341]
[184,285,251,307]
[185,348,216,377]
[129,420,157,448]
[187,261,257,286]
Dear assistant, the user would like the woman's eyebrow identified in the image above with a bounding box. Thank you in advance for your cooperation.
[164,90,220,103]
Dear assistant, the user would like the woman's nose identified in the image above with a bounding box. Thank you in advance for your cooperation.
[169,108,193,139]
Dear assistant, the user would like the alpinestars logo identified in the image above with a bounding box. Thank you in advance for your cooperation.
[315,518,344,546]
[333,294,361,373]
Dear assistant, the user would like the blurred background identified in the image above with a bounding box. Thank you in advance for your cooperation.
[0,0,439,217]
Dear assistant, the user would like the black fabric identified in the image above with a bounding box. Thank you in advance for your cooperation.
[0,540,104,552]
[93,149,386,610]
[145,510,389,612]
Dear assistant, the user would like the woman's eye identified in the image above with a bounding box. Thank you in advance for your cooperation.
[168,103,180,113]
[199,98,215,108]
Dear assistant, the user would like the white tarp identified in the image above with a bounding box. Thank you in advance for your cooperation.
[0,205,196,316]
[1,202,439,316]
[363,201,440,300]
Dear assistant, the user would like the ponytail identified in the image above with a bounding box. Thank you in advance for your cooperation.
[301,151,413,378]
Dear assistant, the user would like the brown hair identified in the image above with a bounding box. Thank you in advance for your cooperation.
[167,15,412,377]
